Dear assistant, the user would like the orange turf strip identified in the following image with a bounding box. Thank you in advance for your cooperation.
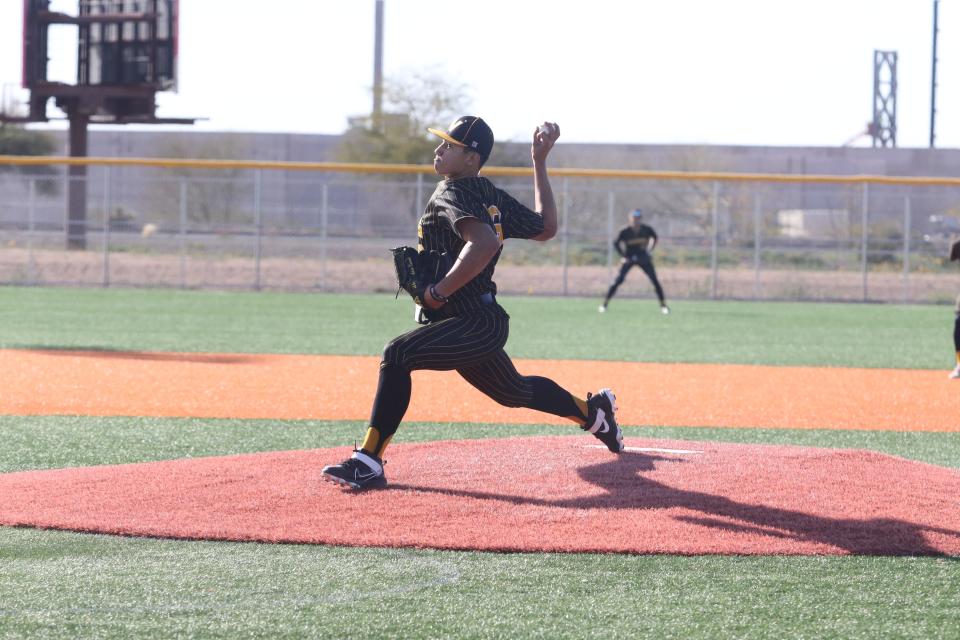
[2,437,958,555]
[1,349,957,431]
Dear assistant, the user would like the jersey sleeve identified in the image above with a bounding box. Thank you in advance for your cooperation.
[496,189,545,240]
[614,228,628,255]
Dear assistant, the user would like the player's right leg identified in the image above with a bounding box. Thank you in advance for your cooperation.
[457,351,623,453]
[600,261,632,312]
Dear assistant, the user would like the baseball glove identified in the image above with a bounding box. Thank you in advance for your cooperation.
[950,239,960,262]
[390,246,454,306]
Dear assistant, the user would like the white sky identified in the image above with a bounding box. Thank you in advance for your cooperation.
[1,0,958,148]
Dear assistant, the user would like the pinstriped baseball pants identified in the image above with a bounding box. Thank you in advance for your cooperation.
[383,304,511,373]
[364,303,587,457]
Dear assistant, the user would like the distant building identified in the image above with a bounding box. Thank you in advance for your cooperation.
[777,209,851,239]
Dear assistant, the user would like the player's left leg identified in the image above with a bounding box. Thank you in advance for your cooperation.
[372,311,507,442]
[457,351,623,453]
[636,253,669,313]
[323,307,509,488]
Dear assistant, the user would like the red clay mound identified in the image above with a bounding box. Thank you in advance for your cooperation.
[1,437,958,556]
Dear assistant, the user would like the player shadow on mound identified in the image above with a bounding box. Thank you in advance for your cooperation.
[391,451,960,556]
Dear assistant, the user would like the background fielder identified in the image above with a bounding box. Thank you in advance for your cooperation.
[950,238,960,379]
[600,209,669,314]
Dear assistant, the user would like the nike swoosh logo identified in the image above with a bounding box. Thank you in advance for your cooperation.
[597,422,609,434]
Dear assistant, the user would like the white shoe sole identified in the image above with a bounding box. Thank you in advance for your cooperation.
[596,388,623,452]
[599,388,619,413]
[322,472,360,489]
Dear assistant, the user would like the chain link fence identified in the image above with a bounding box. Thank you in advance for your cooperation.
[1,158,959,303]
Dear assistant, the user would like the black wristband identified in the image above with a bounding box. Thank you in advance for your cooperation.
[429,284,449,303]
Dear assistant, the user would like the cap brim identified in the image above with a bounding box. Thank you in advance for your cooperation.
[427,128,467,147]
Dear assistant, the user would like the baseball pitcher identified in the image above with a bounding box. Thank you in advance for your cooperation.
[322,117,624,490]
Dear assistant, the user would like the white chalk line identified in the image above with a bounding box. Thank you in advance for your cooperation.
[586,445,704,455]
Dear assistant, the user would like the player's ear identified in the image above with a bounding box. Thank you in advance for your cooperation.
[468,151,482,171]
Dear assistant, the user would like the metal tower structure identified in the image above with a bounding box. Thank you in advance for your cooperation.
[871,50,897,148]
[6,0,193,250]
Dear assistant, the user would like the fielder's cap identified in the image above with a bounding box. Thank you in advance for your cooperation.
[428,116,494,163]
[631,209,643,218]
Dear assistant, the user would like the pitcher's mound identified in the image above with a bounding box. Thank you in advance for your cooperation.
[1,436,958,556]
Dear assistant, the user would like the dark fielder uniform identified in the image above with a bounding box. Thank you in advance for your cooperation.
[952,240,960,379]
[602,222,667,309]
[364,176,590,457]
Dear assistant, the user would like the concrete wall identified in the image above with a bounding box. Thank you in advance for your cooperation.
[3,129,959,234]
[29,128,960,177]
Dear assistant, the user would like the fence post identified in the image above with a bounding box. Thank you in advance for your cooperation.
[415,173,423,218]
[319,183,329,290]
[253,169,262,291]
[102,166,111,288]
[606,190,615,275]
[860,182,869,302]
[27,178,36,285]
[179,178,187,289]
[753,193,761,300]
[711,181,719,299]
[902,194,911,303]
[561,177,569,296]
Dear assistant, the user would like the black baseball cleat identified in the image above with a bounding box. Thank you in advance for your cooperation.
[322,450,387,490]
[583,388,624,453]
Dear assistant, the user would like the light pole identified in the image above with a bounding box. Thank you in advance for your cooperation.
[929,0,939,148]
[372,0,385,133]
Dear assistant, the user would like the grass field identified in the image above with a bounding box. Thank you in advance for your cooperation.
[1,287,959,639]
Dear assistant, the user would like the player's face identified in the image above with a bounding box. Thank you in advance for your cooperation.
[434,140,478,179]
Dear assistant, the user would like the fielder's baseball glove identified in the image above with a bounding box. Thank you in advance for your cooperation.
[390,246,454,307]
[950,239,960,262]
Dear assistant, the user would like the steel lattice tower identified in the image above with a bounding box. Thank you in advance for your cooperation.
[871,50,898,148]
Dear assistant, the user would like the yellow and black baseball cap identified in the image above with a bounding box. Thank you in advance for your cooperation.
[428,116,494,164]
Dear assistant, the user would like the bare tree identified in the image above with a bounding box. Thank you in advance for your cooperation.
[149,136,251,226]
[0,124,58,195]
[336,66,473,165]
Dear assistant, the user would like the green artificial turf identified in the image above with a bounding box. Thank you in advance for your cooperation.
[1,528,957,640]
[1,286,958,639]
[0,286,954,368]
[1,417,958,474]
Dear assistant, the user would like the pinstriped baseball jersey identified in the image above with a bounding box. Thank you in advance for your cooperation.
[420,176,544,315]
